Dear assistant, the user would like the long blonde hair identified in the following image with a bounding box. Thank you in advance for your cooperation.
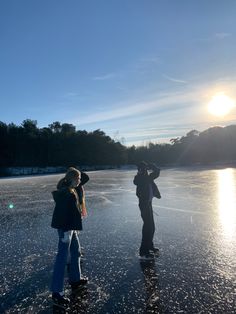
[56,167,87,217]
[57,167,81,190]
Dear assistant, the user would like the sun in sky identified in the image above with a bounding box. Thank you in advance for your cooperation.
[207,92,235,117]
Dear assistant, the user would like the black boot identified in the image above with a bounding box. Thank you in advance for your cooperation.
[150,247,160,255]
[71,277,88,293]
[52,292,70,307]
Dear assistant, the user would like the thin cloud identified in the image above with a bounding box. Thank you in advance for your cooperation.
[75,101,156,125]
[134,56,161,72]
[192,32,231,43]
[115,120,216,146]
[63,92,79,98]
[72,77,236,145]
[215,32,231,39]
[122,126,191,138]
[92,73,116,81]
[139,56,161,65]
[93,56,161,81]
[74,89,204,126]
[163,74,188,84]
[123,130,183,146]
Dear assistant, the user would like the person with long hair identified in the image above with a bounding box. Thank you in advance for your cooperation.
[51,167,89,306]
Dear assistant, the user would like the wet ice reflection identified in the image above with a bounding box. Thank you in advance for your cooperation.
[1,169,236,313]
[217,168,236,238]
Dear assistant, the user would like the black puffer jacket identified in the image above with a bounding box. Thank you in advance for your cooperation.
[51,171,89,231]
[133,164,161,201]
[51,188,82,231]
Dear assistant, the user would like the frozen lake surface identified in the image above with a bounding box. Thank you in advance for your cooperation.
[0,168,236,313]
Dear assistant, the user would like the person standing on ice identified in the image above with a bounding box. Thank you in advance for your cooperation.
[133,161,161,260]
[50,167,89,306]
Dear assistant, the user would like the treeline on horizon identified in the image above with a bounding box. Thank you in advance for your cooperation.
[1,119,236,168]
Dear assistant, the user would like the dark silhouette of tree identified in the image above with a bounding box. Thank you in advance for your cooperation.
[61,123,76,134]
[0,121,129,168]
[1,120,236,172]
[172,130,200,164]
[21,119,38,136]
[0,122,8,166]
[49,121,62,133]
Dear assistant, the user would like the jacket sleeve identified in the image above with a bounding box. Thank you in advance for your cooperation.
[149,163,160,181]
[80,172,89,186]
[133,174,140,185]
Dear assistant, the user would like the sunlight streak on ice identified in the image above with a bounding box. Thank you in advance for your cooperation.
[217,168,236,238]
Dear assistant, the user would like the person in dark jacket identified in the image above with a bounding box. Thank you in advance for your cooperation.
[133,161,161,260]
[51,167,89,306]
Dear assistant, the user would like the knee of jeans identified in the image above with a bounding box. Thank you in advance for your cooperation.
[60,231,73,243]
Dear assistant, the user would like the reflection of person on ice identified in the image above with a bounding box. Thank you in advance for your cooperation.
[133,161,161,260]
[50,167,89,307]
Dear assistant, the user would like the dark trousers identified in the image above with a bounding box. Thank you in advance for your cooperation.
[139,200,155,255]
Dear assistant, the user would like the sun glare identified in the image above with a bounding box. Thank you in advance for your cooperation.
[207,93,235,117]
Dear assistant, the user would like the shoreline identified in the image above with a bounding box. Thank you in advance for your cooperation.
[1,161,236,178]
[0,165,122,178]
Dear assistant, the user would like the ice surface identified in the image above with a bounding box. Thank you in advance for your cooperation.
[0,168,236,313]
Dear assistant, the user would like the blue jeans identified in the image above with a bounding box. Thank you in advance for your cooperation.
[51,229,81,293]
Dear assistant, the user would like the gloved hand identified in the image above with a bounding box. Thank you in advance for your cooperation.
[148,163,160,173]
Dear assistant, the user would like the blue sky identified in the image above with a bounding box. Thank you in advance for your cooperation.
[1,0,236,146]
